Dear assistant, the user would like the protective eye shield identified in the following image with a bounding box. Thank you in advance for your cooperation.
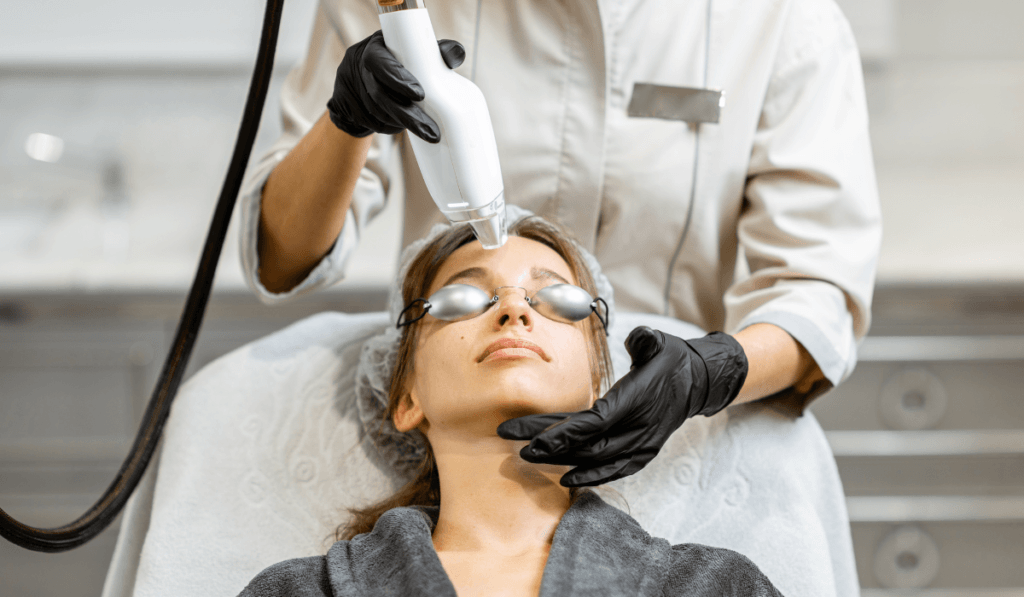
[397,284,609,334]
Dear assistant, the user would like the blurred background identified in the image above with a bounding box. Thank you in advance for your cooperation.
[1,0,1022,595]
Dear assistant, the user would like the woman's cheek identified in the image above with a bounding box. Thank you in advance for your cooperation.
[555,331,597,407]
[414,329,473,407]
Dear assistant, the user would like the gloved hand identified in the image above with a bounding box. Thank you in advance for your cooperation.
[327,30,466,142]
[497,327,749,487]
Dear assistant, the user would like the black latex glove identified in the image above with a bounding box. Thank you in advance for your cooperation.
[497,327,749,487]
[326,30,466,142]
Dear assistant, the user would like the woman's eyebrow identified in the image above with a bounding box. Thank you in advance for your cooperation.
[440,266,569,287]
[441,267,489,287]
[532,267,570,284]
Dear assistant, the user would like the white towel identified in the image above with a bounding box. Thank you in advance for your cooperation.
[103,311,858,597]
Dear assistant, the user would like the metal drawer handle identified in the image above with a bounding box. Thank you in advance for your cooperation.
[879,368,948,430]
[874,525,940,589]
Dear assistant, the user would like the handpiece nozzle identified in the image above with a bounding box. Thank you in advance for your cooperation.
[469,212,507,249]
[442,191,507,249]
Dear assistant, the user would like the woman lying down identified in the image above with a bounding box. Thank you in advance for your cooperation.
[238,216,783,597]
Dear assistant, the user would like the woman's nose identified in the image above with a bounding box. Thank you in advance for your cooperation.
[491,286,533,330]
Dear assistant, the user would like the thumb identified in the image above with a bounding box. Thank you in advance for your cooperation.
[624,326,665,368]
[437,39,466,69]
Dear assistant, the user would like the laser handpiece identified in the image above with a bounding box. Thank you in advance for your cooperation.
[376,0,507,249]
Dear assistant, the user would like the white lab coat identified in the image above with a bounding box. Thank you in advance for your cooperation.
[238,0,882,408]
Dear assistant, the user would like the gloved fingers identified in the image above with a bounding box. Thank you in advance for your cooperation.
[521,441,608,466]
[496,412,575,441]
[333,83,404,137]
[624,326,666,369]
[377,100,441,142]
[437,39,466,69]
[522,401,622,459]
[362,31,425,103]
[520,424,650,465]
[560,454,651,487]
[365,58,426,105]
[359,69,440,142]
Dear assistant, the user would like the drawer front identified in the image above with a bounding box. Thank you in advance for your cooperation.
[812,360,1024,431]
[853,522,1024,590]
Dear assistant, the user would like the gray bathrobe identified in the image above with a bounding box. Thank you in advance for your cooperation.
[238,491,783,596]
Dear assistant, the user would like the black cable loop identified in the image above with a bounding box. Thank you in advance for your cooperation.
[0,0,285,553]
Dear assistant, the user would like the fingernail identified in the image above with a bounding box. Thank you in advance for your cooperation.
[528,441,552,456]
[521,446,547,460]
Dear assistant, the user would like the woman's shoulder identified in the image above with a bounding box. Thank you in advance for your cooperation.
[236,554,333,597]
[666,543,785,597]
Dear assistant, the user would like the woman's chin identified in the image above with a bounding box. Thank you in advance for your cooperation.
[421,369,593,436]
[487,385,592,421]
[429,390,588,435]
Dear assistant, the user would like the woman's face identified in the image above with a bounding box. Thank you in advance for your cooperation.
[394,236,597,437]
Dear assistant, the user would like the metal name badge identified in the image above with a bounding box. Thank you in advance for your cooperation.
[627,83,725,124]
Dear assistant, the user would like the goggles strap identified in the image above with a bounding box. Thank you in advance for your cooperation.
[593,297,610,336]
[397,298,430,328]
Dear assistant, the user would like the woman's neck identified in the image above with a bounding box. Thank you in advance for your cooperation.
[428,432,572,556]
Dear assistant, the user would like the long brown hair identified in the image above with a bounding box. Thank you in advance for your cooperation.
[337,216,613,540]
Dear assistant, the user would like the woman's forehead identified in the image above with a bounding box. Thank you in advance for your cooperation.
[430,236,575,292]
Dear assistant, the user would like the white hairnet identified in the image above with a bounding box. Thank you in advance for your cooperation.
[354,205,615,477]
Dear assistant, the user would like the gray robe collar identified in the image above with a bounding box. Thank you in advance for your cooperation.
[325,490,674,597]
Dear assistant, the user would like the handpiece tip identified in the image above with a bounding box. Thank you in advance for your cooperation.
[470,213,508,249]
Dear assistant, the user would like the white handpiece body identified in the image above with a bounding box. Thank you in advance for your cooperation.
[378,5,507,248]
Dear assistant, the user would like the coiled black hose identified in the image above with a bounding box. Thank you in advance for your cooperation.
[0,0,285,552]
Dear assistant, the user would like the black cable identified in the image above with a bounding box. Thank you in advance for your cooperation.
[0,0,285,552]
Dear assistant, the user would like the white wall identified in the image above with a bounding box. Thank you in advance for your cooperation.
[0,0,408,289]
[0,0,320,66]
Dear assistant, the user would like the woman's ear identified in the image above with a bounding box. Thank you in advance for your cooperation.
[393,391,426,432]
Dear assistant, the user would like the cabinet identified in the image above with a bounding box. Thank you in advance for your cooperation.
[811,284,1024,594]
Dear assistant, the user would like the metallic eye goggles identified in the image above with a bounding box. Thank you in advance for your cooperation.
[397,284,609,334]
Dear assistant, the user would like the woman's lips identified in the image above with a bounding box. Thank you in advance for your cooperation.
[477,337,550,363]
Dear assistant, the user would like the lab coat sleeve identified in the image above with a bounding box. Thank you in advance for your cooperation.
[239,4,396,305]
[724,0,883,410]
